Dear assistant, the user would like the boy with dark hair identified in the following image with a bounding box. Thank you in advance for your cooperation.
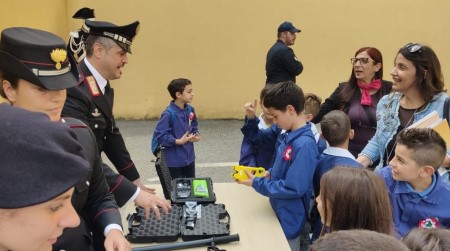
[239,81,319,251]
[153,78,200,179]
[311,110,362,240]
[378,128,450,237]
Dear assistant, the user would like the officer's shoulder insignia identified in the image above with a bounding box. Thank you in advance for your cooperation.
[91,108,101,117]
[85,76,101,97]
[60,117,88,128]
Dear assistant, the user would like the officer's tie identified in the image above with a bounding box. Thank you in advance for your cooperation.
[104,82,114,107]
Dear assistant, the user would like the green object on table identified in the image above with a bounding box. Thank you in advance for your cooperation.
[192,179,209,197]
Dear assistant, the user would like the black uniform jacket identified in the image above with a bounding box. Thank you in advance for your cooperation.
[53,118,122,251]
[265,39,303,84]
[62,61,140,182]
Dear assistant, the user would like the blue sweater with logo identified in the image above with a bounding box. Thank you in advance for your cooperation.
[243,117,319,239]
[378,166,450,237]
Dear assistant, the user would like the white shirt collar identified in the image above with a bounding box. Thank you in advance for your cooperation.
[309,122,320,142]
[323,147,356,159]
[84,58,108,94]
[438,166,450,176]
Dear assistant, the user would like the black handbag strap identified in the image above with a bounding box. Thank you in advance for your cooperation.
[362,104,377,128]
[444,96,450,125]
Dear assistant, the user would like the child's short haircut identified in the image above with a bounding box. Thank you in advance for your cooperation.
[167,78,192,100]
[260,84,274,101]
[396,128,447,170]
[320,110,351,147]
[304,93,322,117]
[402,228,450,251]
[310,229,410,251]
[263,81,304,114]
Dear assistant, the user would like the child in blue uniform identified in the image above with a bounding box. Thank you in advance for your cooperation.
[304,93,327,153]
[311,110,362,241]
[153,78,200,179]
[378,128,450,237]
[239,84,275,169]
[240,90,325,170]
[238,81,319,251]
[316,167,393,238]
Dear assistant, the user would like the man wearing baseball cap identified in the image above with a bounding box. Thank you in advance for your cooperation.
[265,21,303,85]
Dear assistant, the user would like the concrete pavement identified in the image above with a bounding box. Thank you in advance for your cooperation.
[102,119,244,185]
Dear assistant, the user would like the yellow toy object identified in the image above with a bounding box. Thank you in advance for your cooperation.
[232,165,265,181]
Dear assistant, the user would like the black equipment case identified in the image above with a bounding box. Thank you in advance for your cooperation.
[155,148,216,204]
[126,203,230,243]
[126,148,230,243]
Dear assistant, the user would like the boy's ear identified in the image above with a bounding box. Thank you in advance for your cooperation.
[349,129,355,140]
[420,165,436,178]
[286,104,296,114]
[305,113,313,122]
[175,91,182,99]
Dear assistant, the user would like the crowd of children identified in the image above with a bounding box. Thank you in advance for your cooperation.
[143,34,450,251]
[235,82,450,251]
[150,77,450,251]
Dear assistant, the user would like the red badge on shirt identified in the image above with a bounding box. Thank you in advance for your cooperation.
[418,217,439,229]
[189,112,195,126]
[283,146,293,161]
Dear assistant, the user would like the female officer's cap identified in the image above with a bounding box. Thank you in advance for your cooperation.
[0,103,89,209]
[0,27,80,90]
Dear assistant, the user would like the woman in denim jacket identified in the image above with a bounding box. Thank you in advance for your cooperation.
[357,43,448,170]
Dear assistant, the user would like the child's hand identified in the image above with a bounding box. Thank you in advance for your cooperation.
[236,169,254,187]
[244,99,257,119]
[190,133,201,142]
[177,131,195,145]
[263,171,270,179]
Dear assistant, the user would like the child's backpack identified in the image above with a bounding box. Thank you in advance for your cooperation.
[151,105,192,157]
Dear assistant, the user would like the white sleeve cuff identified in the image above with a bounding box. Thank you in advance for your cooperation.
[129,187,140,204]
[104,224,123,236]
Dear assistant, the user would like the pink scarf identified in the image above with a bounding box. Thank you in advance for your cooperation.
[358,79,381,106]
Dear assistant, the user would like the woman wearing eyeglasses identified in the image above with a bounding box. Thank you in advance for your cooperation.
[312,47,392,166]
[357,43,448,170]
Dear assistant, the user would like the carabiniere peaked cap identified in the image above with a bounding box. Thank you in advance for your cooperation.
[72,7,95,20]
[0,27,80,90]
[0,103,89,209]
[85,20,140,53]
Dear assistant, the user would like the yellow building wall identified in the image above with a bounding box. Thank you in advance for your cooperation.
[2,0,450,118]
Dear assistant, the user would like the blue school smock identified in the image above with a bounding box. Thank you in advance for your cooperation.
[153,101,198,167]
[378,166,450,237]
[250,122,319,240]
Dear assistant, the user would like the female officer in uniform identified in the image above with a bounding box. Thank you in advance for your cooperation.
[0,27,133,251]
[0,103,89,251]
